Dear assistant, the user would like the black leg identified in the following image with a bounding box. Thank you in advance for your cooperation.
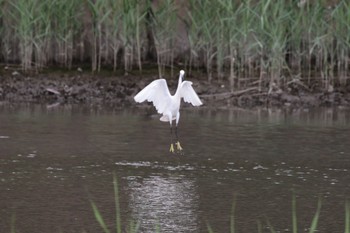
[175,126,179,141]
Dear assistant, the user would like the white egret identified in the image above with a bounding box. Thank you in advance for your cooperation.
[134,70,203,153]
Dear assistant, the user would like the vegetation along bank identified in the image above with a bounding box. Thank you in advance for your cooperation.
[0,0,350,108]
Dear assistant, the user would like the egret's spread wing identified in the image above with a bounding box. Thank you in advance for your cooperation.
[179,81,203,106]
[134,79,172,114]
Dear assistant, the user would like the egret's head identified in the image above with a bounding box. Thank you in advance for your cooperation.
[180,70,185,80]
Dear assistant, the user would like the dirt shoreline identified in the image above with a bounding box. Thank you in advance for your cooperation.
[0,71,350,109]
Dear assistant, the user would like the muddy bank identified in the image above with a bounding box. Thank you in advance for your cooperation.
[0,71,350,109]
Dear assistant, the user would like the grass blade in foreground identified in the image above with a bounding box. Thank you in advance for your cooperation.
[308,198,322,233]
[292,193,297,233]
[309,198,322,233]
[265,218,277,233]
[346,200,350,233]
[230,195,236,233]
[257,220,263,233]
[90,200,111,233]
[206,194,237,233]
[113,174,122,233]
[90,174,139,233]
[11,213,16,233]
[207,222,215,233]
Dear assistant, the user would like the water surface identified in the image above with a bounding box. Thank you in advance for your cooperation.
[0,105,350,232]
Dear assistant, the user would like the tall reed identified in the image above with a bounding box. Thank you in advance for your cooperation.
[188,0,219,82]
[51,0,80,69]
[9,0,37,71]
[150,0,177,77]
[252,0,290,89]
[87,0,112,72]
[120,0,146,75]
[332,1,350,86]
[108,0,123,72]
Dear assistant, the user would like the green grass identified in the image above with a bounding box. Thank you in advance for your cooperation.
[5,178,350,233]
[90,173,140,233]
[0,0,349,90]
[206,193,324,233]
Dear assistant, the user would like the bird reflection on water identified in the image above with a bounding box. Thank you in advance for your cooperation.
[126,175,198,232]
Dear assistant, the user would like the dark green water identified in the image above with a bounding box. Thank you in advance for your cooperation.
[0,105,350,233]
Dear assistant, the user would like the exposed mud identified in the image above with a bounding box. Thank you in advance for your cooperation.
[1,71,350,109]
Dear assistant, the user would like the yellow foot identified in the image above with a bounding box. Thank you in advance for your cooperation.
[169,143,175,153]
[175,141,183,151]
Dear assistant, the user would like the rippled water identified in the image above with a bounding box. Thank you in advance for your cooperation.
[0,105,350,232]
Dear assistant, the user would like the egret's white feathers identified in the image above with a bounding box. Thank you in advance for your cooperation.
[134,79,172,114]
[179,81,203,106]
[134,70,202,124]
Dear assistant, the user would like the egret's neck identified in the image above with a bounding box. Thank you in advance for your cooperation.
[175,75,182,97]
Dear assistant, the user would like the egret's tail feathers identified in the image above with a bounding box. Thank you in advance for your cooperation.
[160,115,168,122]
[160,115,176,122]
